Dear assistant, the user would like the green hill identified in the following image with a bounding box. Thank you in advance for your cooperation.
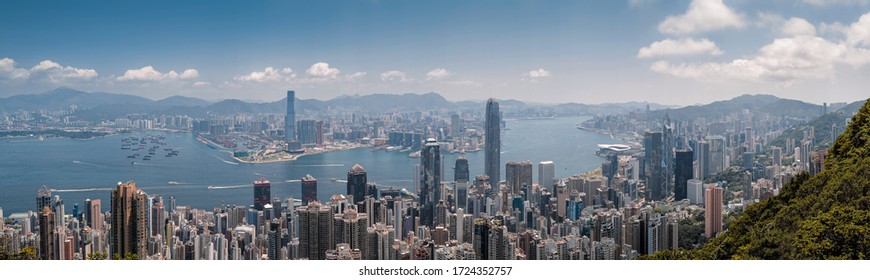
[768,100,865,151]
[643,98,870,260]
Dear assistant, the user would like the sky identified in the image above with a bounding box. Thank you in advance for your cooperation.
[1,0,869,105]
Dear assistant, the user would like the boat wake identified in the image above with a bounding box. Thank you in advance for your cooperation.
[286,179,301,183]
[53,188,114,193]
[207,184,246,190]
[296,164,345,167]
[211,154,240,165]
[72,160,106,168]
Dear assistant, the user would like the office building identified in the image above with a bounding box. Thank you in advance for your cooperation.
[253,178,271,211]
[538,161,555,187]
[506,161,532,195]
[419,138,442,227]
[111,181,148,258]
[485,98,501,187]
[687,179,704,205]
[302,174,317,206]
[674,150,693,201]
[707,136,725,175]
[298,119,320,146]
[347,164,367,204]
[454,157,469,182]
[285,90,301,150]
[644,131,665,201]
[696,140,710,180]
[705,185,723,238]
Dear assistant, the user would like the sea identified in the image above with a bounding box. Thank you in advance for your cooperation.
[0,116,625,214]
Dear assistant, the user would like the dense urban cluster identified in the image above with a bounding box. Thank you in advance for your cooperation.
[1,90,835,261]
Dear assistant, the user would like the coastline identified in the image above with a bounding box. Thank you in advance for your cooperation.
[228,144,372,164]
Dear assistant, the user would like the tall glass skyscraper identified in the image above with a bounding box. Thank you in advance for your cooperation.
[285,90,300,149]
[420,138,441,227]
[484,98,500,189]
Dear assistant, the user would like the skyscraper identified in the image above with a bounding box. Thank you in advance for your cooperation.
[111,181,148,258]
[505,161,532,195]
[706,135,726,175]
[298,201,332,260]
[674,150,693,201]
[420,138,442,227]
[451,113,462,138]
[705,185,723,238]
[333,208,368,258]
[485,98,501,188]
[38,205,55,260]
[454,157,469,182]
[745,127,754,153]
[771,146,783,167]
[696,140,710,180]
[687,179,704,205]
[37,185,52,213]
[302,174,317,206]
[455,157,470,210]
[347,164,367,204]
[644,131,665,201]
[285,90,301,150]
[253,178,271,211]
[85,199,102,232]
[298,119,318,146]
[538,161,555,187]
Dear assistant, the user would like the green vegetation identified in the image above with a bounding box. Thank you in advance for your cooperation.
[87,252,109,260]
[642,98,870,259]
[112,252,139,260]
[678,211,707,249]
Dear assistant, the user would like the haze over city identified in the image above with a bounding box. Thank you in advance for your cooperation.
[2,0,870,105]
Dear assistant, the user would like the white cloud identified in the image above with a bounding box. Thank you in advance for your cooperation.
[193,81,210,87]
[802,0,870,6]
[425,68,452,81]
[1,58,98,82]
[637,38,723,58]
[650,35,870,85]
[847,12,870,47]
[180,69,199,79]
[380,70,409,82]
[117,66,198,81]
[345,72,367,81]
[658,0,746,35]
[0,58,31,81]
[528,69,551,78]
[305,62,340,79]
[234,67,294,82]
[781,18,818,36]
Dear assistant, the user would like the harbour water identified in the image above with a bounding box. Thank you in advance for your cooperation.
[0,116,624,213]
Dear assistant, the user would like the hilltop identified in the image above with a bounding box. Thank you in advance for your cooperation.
[643,98,870,259]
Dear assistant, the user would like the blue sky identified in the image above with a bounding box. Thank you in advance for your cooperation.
[1,0,869,105]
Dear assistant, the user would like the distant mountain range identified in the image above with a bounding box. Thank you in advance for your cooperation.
[1,87,848,122]
[647,94,825,120]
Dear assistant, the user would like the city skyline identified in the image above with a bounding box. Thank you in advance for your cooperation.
[3,0,870,264]
[2,1,870,105]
